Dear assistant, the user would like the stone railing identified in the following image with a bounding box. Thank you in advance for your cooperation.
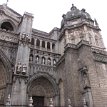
[29,63,56,77]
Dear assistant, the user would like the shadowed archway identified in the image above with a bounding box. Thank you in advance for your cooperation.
[27,72,59,106]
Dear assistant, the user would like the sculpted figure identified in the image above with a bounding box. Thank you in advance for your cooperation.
[48,58,51,65]
[16,62,22,74]
[83,73,90,88]
[22,64,27,75]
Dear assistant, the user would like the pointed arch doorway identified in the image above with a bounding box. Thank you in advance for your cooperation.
[27,73,59,107]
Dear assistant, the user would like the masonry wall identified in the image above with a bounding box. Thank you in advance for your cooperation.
[78,44,107,107]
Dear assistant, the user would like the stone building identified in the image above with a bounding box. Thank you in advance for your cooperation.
[0,3,107,107]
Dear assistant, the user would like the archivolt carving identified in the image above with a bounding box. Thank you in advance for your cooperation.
[27,72,59,96]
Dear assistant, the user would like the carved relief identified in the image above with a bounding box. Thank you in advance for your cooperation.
[0,30,18,43]
[16,62,27,75]
[22,64,27,75]
[78,59,90,89]
[20,33,30,45]
[16,62,22,74]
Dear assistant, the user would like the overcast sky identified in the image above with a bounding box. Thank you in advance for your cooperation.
[0,0,107,48]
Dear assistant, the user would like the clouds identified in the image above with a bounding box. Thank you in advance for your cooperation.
[0,0,107,48]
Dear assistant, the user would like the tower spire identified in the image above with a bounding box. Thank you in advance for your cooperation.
[6,0,9,6]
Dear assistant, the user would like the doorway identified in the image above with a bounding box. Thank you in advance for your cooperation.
[33,96,44,107]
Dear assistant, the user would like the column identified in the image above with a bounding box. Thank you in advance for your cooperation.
[50,42,52,52]
[40,40,42,50]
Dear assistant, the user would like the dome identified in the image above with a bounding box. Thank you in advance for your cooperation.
[62,4,91,21]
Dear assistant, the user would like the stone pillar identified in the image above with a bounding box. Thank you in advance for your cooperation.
[54,95,59,106]
[34,38,37,48]
[11,12,33,106]
[45,41,47,51]
[40,39,42,50]
[50,42,52,52]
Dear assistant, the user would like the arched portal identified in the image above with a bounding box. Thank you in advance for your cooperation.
[27,73,59,106]
[0,60,7,104]
[0,49,12,105]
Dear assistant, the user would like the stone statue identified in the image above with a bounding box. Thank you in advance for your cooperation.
[71,4,77,11]
[48,58,51,65]
[21,33,26,40]
[22,64,27,75]
[83,98,87,107]
[16,62,22,74]
[28,97,33,107]
[42,57,45,64]
[83,73,90,88]
[68,98,72,107]
[36,56,39,63]
[6,94,11,106]
[29,55,33,62]
[49,98,54,107]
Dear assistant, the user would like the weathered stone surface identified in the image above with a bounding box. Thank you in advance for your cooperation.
[0,3,107,107]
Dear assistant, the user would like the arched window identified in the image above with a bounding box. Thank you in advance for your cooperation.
[31,38,35,45]
[35,55,39,63]
[42,57,45,64]
[1,22,14,31]
[52,43,55,50]
[36,39,40,47]
[48,58,51,65]
[47,42,50,49]
[42,41,45,48]
[29,54,33,62]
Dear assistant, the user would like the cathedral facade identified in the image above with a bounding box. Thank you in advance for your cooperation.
[0,3,107,107]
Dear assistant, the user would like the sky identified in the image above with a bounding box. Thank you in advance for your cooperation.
[0,0,107,48]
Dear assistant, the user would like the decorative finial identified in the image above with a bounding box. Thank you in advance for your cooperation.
[49,98,54,107]
[94,18,99,26]
[81,8,86,12]
[62,14,66,19]
[6,0,9,6]
[71,4,77,10]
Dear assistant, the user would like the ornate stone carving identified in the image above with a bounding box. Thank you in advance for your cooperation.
[28,96,33,107]
[6,94,11,106]
[83,98,87,107]
[22,64,27,75]
[16,62,22,74]
[68,98,72,107]
[93,52,107,63]
[20,33,30,45]
[49,98,54,107]
[78,59,90,89]
[0,29,18,43]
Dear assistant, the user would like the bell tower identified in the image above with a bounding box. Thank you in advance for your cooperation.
[59,4,105,55]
